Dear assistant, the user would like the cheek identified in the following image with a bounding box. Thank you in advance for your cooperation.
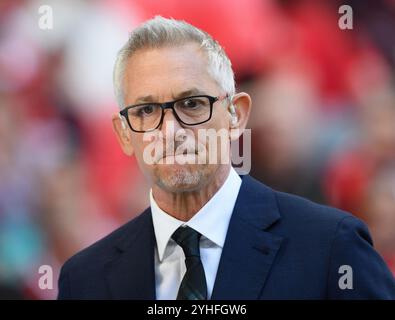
[212,108,230,129]
[195,124,231,162]
[131,136,151,166]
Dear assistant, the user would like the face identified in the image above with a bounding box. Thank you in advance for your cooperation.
[113,43,249,193]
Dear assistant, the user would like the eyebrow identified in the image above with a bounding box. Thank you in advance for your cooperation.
[133,88,207,105]
[173,88,206,99]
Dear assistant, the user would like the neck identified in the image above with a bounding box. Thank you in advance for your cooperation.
[152,165,231,221]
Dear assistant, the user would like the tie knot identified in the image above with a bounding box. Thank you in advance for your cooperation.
[171,226,201,258]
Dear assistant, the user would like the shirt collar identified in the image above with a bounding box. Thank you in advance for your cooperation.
[150,167,242,262]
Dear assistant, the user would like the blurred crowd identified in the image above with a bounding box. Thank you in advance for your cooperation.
[0,0,394,299]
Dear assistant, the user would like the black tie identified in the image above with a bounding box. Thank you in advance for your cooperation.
[171,225,208,300]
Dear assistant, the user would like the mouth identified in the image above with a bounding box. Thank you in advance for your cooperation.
[164,150,197,158]
[178,149,197,156]
[157,149,198,163]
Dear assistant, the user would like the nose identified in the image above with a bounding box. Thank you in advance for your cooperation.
[161,108,183,137]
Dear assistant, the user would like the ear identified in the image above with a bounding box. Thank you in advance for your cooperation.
[111,112,134,156]
[228,92,252,141]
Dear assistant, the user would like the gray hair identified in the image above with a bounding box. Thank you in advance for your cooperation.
[113,16,235,109]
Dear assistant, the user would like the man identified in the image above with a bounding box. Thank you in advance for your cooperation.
[58,16,395,299]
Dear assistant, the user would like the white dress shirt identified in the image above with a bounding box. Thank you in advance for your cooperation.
[150,167,242,300]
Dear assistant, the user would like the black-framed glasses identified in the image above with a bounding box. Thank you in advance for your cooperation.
[119,94,229,133]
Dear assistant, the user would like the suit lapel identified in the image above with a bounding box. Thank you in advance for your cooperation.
[211,175,283,299]
[105,208,156,299]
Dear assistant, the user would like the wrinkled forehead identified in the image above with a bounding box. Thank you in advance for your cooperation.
[122,43,221,105]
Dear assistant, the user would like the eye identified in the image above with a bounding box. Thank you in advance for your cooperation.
[143,105,155,114]
[133,104,156,117]
[181,98,204,109]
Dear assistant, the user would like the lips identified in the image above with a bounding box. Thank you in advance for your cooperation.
[164,150,197,158]
[156,147,197,163]
[176,148,197,156]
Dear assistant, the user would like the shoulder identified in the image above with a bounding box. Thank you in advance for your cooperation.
[274,186,371,249]
[275,187,355,228]
[241,174,370,251]
[59,208,151,276]
[244,174,356,230]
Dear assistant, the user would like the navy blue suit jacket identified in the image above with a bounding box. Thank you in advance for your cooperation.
[58,175,395,299]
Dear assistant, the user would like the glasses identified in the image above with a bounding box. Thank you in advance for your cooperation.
[120,94,229,133]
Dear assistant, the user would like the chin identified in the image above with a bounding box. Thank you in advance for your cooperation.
[155,165,205,193]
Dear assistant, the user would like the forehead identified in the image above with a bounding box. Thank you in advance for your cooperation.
[123,43,220,104]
